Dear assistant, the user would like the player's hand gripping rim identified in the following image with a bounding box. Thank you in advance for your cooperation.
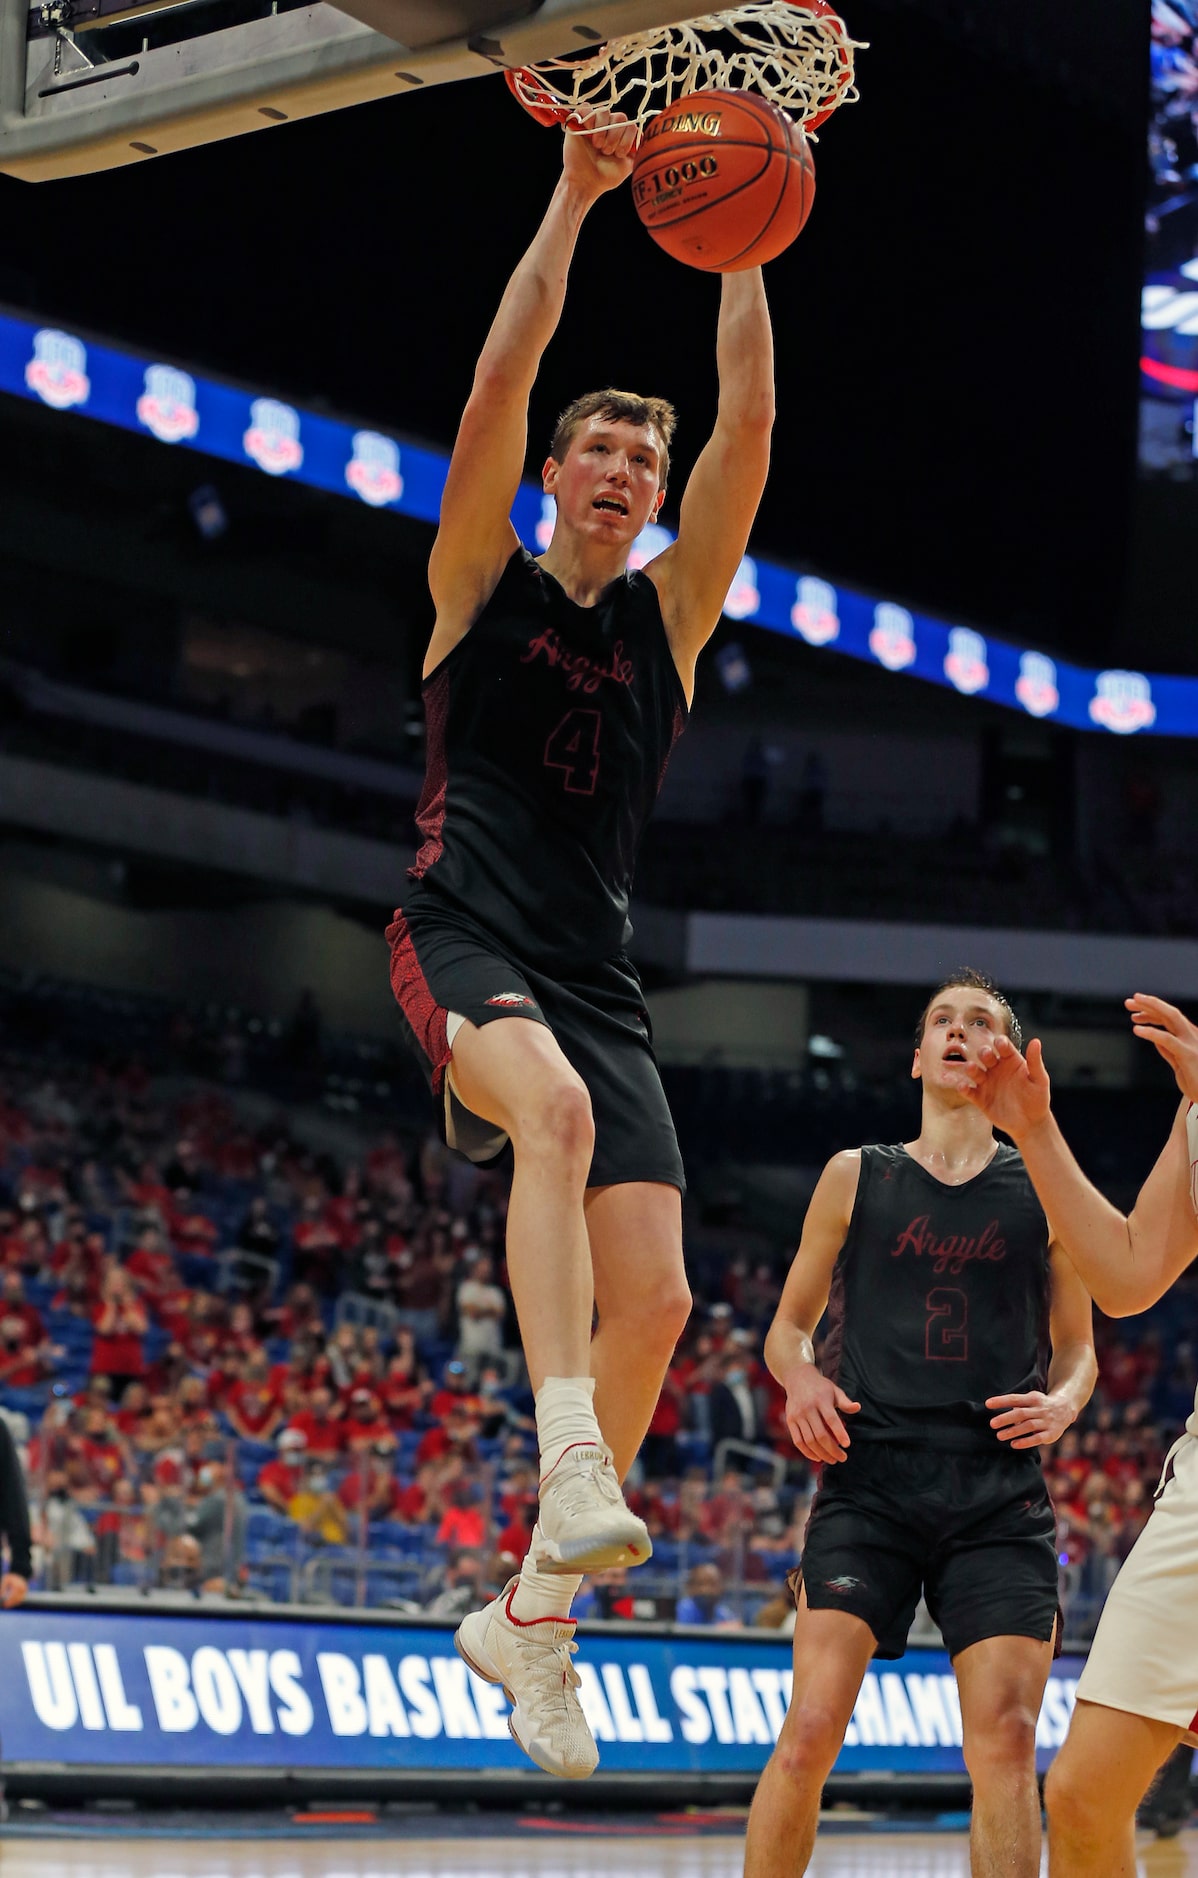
[986,1388,1076,1451]
[785,1368,861,1466]
[1126,992,1198,1106]
[562,104,639,199]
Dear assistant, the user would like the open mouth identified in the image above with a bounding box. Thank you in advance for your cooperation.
[593,496,628,516]
[942,1049,968,1064]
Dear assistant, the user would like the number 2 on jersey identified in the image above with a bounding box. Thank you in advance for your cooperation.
[925,1286,969,1362]
[544,708,601,795]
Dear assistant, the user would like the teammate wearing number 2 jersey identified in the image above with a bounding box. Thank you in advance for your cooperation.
[386,105,775,1781]
[744,971,1097,1878]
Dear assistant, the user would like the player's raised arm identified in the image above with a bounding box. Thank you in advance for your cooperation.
[765,1148,861,1465]
[425,109,638,670]
[646,270,775,693]
[953,1009,1198,1317]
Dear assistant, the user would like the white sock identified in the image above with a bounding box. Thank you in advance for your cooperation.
[535,1374,601,1471]
[510,1527,582,1622]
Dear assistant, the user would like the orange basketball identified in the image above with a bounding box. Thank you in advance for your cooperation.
[631,88,815,273]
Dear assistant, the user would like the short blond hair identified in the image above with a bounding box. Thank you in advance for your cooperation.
[550,388,677,491]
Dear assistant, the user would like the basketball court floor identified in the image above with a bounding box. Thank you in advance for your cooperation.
[3,1819,1198,1877]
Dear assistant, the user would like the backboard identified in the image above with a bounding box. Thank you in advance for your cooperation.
[0,0,694,181]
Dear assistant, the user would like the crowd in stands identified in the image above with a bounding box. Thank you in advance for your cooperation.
[0,978,1196,1636]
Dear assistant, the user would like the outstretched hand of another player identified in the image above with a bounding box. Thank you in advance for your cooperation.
[784,1367,860,1466]
[1127,993,1198,1104]
[945,1033,1052,1142]
[986,1390,1076,1450]
[563,105,639,200]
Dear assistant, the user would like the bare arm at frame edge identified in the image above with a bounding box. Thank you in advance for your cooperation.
[952,1005,1198,1318]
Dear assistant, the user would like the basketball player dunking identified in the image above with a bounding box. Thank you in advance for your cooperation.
[744,971,1097,1878]
[956,993,1198,1878]
[386,107,775,1778]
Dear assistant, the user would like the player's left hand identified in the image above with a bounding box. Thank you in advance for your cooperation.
[1126,993,1198,1105]
[986,1390,1075,1450]
[1,1572,28,1608]
[563,105,639,198]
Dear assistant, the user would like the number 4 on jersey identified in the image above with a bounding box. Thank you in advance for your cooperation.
[544,708,601,795]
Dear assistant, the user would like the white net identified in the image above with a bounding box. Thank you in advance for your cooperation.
[509,1,861,135]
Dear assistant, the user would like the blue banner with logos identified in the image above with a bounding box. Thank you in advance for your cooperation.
[0,1606,1085,1777]
[0,307,1186,737]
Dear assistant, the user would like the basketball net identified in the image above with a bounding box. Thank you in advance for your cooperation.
[506,0,861,135]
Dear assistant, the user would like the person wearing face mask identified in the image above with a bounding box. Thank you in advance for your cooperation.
[709,1350,760,1452]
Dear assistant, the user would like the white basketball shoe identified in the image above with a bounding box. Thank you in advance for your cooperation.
[454,1578,599,1779]
[534,1440,653,1575]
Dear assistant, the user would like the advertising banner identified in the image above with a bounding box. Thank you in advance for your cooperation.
[0,1606,1086,1779]
[0,306,1194,738]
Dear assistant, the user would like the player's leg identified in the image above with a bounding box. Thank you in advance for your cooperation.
[743,1595,876,1877]
[1045,1699,1181,1877]
[585,1180,690,1480]
[953,1632,1053,1878]
[450,1014,596,1386]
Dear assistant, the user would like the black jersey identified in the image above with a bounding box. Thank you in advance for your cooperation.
[404,548,688,971]
[822,1143,1052,1453]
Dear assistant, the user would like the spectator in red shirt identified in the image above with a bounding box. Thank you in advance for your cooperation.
[286,1385,344,1462]
[415,1402,481,1467]
[114,1380,151,1438]
[225,1353,283,1443]
[436,1478,487,1552]
[90,1266,148,1392]
[379,1344,429,1430]
[80,1407,127,1495]
[341,1387,391,1454]
[393,1458,443,1526]
[263,1283,325,1346]
[0,1272,58,1387]
[429,1360,485,1424]
[51,1232,106,1316]
[126,1227,181,1312]
[258,1428,309,1513]
[292,1195,342,1294]
[338,1442,404,1523]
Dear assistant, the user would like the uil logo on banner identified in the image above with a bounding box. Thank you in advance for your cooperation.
[535,494,556,550]
[1089,670,1156,735]
[345,431,403,508]
[791,576,840,646]
[136,365,199,444]
[243,398,303,477]
[944,626,989,696]
[25,329,90,411]
[1016,651,1059,719]
[627,521,674,571]
[723,555,760,621]
[869,602,916,671]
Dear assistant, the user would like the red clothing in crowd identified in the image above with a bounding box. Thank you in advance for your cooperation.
[257,1457,306,1503]
[89,1304,146,1378]
[225,1379,280,1436]
[286,1410,343,1460]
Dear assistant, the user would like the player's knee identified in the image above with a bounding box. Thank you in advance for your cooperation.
[962,1701,1038,1782]
[613,1270,692,1351]
[772,1705,845,1786]
[513,1074,595,1168]
[1044,1756,1098,1840]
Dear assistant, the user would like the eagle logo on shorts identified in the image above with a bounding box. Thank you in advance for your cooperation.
[825,1575,863,1594]
[485,992,536,1007]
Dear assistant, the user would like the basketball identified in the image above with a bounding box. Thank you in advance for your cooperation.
[631,88,815,272]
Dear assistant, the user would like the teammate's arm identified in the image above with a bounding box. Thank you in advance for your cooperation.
[646,271,775,695]
[425,110,638,672]
[953,998,1198,1317]
[765,1149,861,1466]
[986,1244,1096,1450]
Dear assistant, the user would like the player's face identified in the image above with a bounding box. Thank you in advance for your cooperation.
[912,990,1009,1091]
[544,417,665,546]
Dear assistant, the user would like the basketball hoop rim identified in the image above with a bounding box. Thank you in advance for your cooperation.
[504,0,862,137]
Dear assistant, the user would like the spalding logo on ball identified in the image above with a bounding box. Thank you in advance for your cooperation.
[631,88,815,273]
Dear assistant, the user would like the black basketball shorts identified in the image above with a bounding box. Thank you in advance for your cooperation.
[794,1441,1060,1661]
[386,900,685,1193]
